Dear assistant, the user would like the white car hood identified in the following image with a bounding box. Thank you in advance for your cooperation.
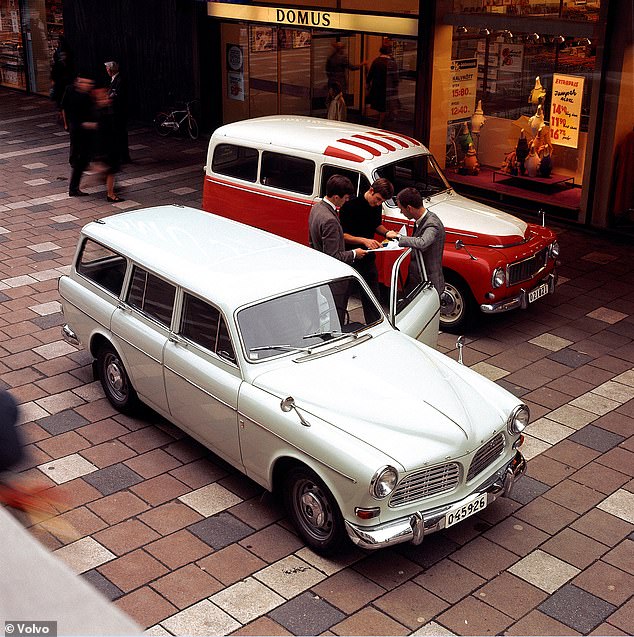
[251,332,513,471]
[386,192,528,246]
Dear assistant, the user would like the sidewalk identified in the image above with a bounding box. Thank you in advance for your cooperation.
[0,87,632,636]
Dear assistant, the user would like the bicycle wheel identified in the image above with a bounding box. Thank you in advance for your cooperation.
[187,115,199,140]
[154,112,172,137]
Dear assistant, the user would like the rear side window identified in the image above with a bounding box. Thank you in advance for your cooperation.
[261,151,315,195]
[77,239,127,297]
[127,266,175,327]
[212,143,259,182]
[320,165,370,198]
[180,293,236,363]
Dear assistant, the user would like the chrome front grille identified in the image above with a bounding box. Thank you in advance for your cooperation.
[467,433,505,482]
[389,463,460,508]
[508,248,549,286]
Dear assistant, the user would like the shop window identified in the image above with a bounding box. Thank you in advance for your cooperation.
[261,151,315,194]
[451,0,601,21]
[212,144,259,182]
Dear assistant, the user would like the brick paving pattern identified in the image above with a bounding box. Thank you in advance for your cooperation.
[1,88,632,636]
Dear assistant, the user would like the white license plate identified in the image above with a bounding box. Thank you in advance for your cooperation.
[444,493,488,528]
[528,283,549,304]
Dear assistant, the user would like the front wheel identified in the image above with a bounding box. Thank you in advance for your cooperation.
[284,466,347,555]
[154,112,171,137]
[439,272,475,333]
[187,116,199,140]
[96,344,139,414]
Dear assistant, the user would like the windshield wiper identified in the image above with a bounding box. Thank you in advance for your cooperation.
[302,330,355,341]
[250,344,313,354]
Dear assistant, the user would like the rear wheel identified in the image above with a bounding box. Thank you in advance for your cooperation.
[440,272,475,333]
[284,466,347,555]
[187,116,199,140]
[96,344,139,414]
[154,112,171,137]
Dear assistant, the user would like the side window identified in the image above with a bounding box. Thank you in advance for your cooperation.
[127,266,175,327]
[77,239,127,297]
[261,152,315,195]
[181,293,236,364]
[320,166,370,198]
[212,143,259,182]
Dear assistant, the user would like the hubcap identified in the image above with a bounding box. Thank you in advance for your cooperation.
[440,283,464,324]
[103,353,127,402]
[300,491,326,528]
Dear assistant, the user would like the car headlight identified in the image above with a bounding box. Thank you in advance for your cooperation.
[550,241,560,259]
[507,404,530,435]
[491,267,506,288]
[370,466,398,499]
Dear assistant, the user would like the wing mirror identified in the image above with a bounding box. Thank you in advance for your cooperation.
[455,239,477,260]
[280,396,311,427]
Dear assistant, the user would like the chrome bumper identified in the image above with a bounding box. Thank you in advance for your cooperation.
[480,272,557,315]
[61,324,80,346]
[345,451,526,550]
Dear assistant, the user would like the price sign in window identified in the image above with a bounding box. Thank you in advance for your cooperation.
[449,58,477,122]
[550,74,585,149]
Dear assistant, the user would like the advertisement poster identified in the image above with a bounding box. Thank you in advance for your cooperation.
[226,44,245,101]
[449,58,477,122]
[550,73,585,148]
[499,44,524,72]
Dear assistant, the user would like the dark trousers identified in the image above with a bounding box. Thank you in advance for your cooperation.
[352,256,380,319]
[68,128,93,193]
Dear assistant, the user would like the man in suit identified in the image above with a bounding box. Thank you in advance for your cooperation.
[396,187,445,299]
[309,175,366,323]
[309,174,366,265]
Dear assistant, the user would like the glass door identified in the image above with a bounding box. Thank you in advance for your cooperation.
[0,0,27,89]
[279,28,311,115]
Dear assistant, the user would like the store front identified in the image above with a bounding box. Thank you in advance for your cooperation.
[0,0,63,93]
[426,0,632,230]
[207,1,421,135]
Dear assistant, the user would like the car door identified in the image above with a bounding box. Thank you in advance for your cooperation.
[110,265,174,414]
[163,291,243,468]
[389,248,439,347]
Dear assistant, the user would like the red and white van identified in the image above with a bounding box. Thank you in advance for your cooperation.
[203,116,559,331]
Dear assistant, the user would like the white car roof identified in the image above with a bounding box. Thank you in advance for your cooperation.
[82,206,356,311]
[211,115,429,165]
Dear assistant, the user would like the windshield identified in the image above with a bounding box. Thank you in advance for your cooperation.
[238,277,383,361]
[376,153,451,204]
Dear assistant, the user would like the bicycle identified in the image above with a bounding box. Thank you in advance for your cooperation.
[154,99,199,140]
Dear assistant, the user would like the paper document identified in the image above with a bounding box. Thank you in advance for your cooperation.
[368,225,407,252]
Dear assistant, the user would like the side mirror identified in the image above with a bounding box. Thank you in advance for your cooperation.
[280,396,310,427]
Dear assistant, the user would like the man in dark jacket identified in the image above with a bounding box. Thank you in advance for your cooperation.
[0,390,22,474]
[61,72,96,196]
[105,61,131,163]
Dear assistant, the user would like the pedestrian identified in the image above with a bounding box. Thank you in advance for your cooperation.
[326,81,347,122]
[325,41,363,96]
[395,187,446,299]
[309,174,366,323]
[366,45,400,128]
[49,36,74,122]
[0,389,22,476]
[104,61,131,163]
[61,72,96,197]
[92,87,124,203]
[340,178,397,307]
[309,174,364,265]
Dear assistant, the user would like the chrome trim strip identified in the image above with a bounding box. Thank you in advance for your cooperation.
[238,410,357,483]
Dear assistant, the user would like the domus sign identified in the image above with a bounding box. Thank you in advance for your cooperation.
[275,9,331,27]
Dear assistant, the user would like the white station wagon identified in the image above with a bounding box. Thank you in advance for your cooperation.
[59,205,528,553]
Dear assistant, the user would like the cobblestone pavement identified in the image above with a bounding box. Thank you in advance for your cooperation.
[1,87,633,636]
